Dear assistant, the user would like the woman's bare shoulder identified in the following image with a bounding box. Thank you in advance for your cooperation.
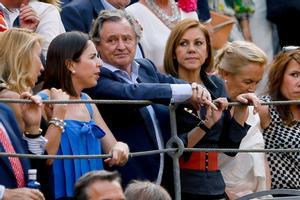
[0,89,20,99]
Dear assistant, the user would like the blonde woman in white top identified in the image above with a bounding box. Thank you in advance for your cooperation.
[216,41,271,199]
[126,0,198,73]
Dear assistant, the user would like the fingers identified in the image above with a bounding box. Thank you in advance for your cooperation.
[236,93,261,114]
[30,95,42,106]
[106,142,129,167]
[205,100,218,110]
[213,98,228,111]
[19,5,38,20]
[236,94,248,104]
[20,92,42,106]
[191,84,217,110]
[50,88,69,101]
[20,91,32,99]
[19,4,40,30]
[200,89,218,110]
[6,188,45,200]
[251,96,261,114]
[28,189,45,200]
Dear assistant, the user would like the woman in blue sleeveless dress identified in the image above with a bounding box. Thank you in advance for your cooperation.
[38,31,129,199]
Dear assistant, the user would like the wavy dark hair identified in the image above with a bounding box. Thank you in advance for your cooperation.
[268,49,300,125]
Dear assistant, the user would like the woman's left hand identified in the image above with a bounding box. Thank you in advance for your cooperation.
[20,92,42,133]
[236,92,261,114]
[204,97,228,128]
[104,142,129,167]
[234,93,261,126]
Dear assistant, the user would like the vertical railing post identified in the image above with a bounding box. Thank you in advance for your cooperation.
[166,103,184,200]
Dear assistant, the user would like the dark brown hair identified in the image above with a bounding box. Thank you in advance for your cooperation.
[43,31,89,96]
[268,49,300,125]
[164,18,213,80]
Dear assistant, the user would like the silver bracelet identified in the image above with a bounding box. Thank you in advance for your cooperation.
[49,117,66,132]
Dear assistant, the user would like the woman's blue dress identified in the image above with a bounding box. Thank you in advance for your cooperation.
[38,92,105,199]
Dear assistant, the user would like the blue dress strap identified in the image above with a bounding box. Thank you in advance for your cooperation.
[81,93,94,120]
[37,91,49,100]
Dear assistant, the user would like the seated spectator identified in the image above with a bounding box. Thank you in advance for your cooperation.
[87,9,214,187]
[0,103,45,200]
[163,18,258,200]
[125,180,171,200]
[39,31,129,199]
[74,170,125,200]
[29,0,65,57]
[0,0,39,32]
[60,0,130,33]
[259,46,300,189]
[126,0,198,73]
[215,41,270,199]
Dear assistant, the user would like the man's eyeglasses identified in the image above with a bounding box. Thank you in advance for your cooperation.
[282,46,300,52]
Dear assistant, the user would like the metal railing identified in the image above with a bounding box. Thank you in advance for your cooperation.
[1,98,300,200]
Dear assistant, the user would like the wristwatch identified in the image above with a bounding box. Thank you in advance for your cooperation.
[24,128,43,138]
[197,120,210,133]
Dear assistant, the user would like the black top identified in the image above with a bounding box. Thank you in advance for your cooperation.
[177,75,250,198]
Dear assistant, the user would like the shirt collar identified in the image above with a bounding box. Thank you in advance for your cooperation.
[102,61,140,83]
[0,3,19,28]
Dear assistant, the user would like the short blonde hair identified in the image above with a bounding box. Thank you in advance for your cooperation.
[0,28,43,93]
[215,41,267,75]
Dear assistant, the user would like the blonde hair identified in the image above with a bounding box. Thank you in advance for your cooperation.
[0,28,43,94]
[215,41,267,75]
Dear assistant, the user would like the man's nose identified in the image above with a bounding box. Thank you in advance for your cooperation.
[116,39,126,49]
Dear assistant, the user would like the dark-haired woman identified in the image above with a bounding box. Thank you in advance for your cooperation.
[259,48,300,189]
[163,19,259,200]
[38,31,129,199]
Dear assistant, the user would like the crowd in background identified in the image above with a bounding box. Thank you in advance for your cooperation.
[0,0,299,199]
